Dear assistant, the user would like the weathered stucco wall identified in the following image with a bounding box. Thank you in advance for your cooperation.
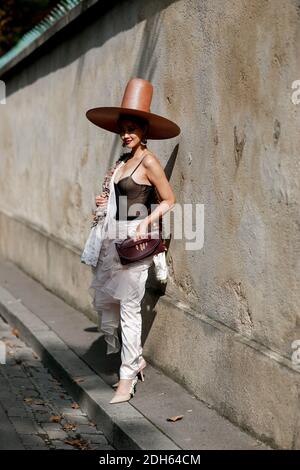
[0,0,300,448]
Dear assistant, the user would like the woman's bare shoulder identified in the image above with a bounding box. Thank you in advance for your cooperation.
[143,150,162,168]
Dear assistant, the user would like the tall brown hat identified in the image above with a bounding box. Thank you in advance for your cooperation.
[86,77,180,140]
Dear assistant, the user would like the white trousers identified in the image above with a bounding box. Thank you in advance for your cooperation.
[100,265,150,379]
[89,218,156,379]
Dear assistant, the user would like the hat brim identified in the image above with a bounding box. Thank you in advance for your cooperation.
[86,107,180,139]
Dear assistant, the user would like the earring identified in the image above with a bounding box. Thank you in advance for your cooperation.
[141,137,147,145]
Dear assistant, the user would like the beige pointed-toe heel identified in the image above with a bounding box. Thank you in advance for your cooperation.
[109,377,138,404]
[112,358,147,388]
[138,368,145,382]
[137,357,147,382]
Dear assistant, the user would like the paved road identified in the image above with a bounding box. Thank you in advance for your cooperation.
[0,315,114,450]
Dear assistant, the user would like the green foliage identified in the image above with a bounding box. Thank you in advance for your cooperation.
[0,0,60,57]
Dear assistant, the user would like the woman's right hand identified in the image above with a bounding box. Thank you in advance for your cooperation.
[95,193,108,207]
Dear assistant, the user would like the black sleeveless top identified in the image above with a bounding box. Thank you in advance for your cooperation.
[114,155,155,220]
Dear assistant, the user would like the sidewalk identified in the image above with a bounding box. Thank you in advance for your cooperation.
[0,316,113,450]
[0,257,269,450]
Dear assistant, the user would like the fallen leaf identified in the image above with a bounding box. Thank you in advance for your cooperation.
[50,415,62,423]
[63,423,77,432]
[64,438,91,450]
[32,352,39,359]
[11,328,20,338]
[64,438,80,446]
[167,415,184,422]
[88,421,96,427]
[74,378,85,384]
[24,398,33,403]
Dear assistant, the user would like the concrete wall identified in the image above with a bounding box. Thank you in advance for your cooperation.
[0,0,300,448]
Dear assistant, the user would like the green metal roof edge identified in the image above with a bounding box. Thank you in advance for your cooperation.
[0,0,83,70]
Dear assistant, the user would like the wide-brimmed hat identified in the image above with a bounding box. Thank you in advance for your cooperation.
[86,77,180,140]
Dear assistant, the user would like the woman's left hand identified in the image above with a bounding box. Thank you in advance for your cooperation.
[133,221,149,251]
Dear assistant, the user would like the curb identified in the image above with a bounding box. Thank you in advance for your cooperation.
[0,285,180,450]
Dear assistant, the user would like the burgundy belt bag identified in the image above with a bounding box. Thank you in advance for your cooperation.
[115,231,166,265]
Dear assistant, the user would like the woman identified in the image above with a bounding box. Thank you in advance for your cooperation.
[83,78,180,403]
